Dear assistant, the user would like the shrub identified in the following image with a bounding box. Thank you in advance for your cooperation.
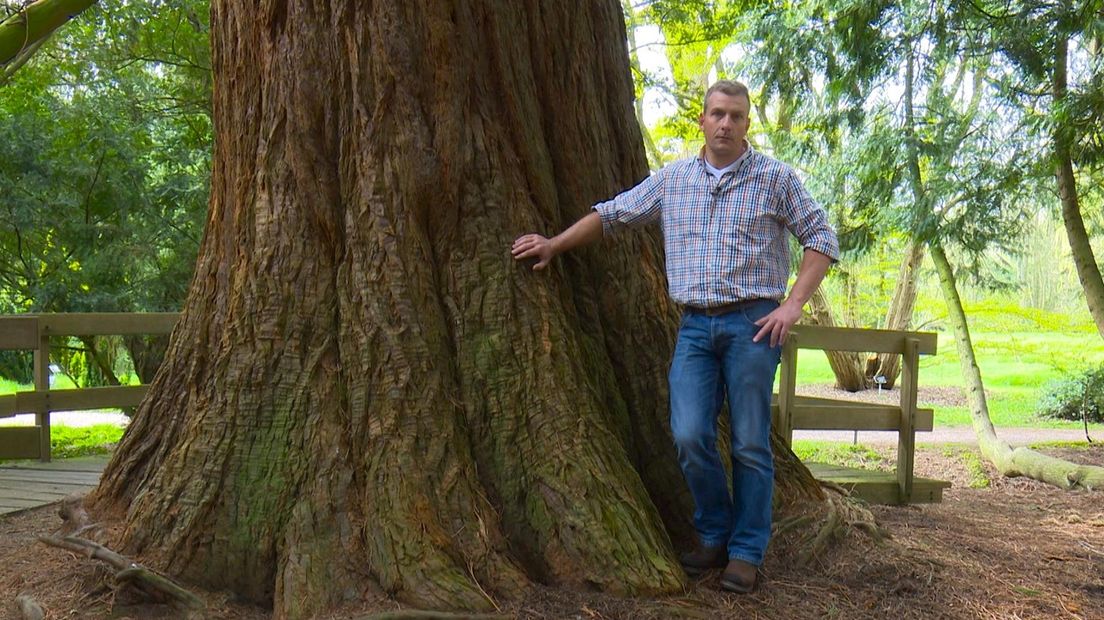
[1038,365,1104,424]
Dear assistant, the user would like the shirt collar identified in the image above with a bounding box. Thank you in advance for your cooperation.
[697,141,754,174]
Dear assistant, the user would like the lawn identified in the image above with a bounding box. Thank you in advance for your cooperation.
[792,330,1104,428]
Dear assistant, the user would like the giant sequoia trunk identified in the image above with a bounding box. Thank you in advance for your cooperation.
[91,1,825,617]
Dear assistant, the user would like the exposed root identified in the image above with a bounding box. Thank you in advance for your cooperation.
[37,535,204,613]
[784,485,888,566]
[14,593,44,620]
[772,514,816,539]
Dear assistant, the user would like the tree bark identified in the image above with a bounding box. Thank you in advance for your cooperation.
[123,335,169,384]
[930,243,1104,490]
[865,242,925,389]
[90,2,828,617]
[1053,35,1104,339]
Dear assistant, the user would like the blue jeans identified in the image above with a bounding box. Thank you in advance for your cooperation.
[669,300,782,566]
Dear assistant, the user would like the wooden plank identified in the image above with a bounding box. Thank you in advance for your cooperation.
[0,477,99,491]
[0,427,40,460]
[0,391,46,417]
[785,394,894,409]
[34,334,50,462]
[0,316,39,350]
[0,498,43,510]
[0,470,101,484]
[0,485,77,501]
[35,312,179,336]
[1,386,144,417]
[1,455,109,472]
[787,405,934,432]
[806,462,950,505]
[777,336,798,446]
[898,338,920,503]
[46,385,147,410]
[790,324,937,355]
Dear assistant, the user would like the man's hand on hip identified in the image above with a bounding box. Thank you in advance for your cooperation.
[753,300,802,348]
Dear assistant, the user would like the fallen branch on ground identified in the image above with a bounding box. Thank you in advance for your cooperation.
[14,594,44,620]
[37,535,205,612]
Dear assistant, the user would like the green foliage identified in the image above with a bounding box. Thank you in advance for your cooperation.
[1038,364,1104,424]
[0,1,210,386]
[49,423,124,458]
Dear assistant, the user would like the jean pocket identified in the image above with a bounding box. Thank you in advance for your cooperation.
[740,300,779,326]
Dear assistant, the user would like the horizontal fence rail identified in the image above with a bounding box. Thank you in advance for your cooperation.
[0,313,937,499]
[0,313,180,461]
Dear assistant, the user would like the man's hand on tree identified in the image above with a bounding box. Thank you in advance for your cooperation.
[511,234,555,270]
[753,300,803,348]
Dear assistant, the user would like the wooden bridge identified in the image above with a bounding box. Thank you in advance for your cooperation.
[0,313,948,515]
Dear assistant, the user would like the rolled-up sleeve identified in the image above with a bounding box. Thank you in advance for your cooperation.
[592,168,666,236]
[777,169,839,261]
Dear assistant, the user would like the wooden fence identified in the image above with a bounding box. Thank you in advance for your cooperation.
[773,325,939,503]
[0,314,938,503]
[0,313,179,461]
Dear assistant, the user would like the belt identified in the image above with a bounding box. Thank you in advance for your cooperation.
[684,299,768,317]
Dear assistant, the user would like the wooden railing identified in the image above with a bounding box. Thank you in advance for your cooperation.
[772,324,939,503]
[0,314,937,501]
[0,313,179,461]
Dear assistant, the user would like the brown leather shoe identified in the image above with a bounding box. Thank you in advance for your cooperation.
[720,559,758,593]
[679,544,727,576]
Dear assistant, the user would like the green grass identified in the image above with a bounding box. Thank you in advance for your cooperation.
[793,330,1104,429]
[791,440,890,470]
[49,424,124,458]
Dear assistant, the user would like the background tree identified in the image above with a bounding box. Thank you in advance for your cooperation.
[0,0,210,384]
[982,0,1104,338]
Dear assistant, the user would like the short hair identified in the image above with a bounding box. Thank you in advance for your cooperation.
[703,80,751,112]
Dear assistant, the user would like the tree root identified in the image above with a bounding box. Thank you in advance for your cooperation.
[14,593,44,620]
[787,485,889,566]
[37,535,205,613]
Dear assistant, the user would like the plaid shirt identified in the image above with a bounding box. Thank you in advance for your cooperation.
[593,146,839,308]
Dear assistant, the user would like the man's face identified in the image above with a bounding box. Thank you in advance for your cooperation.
[698,91,751,165]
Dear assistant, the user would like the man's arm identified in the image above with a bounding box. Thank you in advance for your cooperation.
[753,248,833,347]
[511,211,604,270]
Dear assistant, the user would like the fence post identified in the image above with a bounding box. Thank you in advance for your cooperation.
[777,334,798,447]
[896,337,920,503]
[33,331,50,462]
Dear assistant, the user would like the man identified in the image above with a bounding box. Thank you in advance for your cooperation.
[511,80,838,593]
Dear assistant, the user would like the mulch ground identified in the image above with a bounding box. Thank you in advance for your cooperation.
[2,445,1101,619]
